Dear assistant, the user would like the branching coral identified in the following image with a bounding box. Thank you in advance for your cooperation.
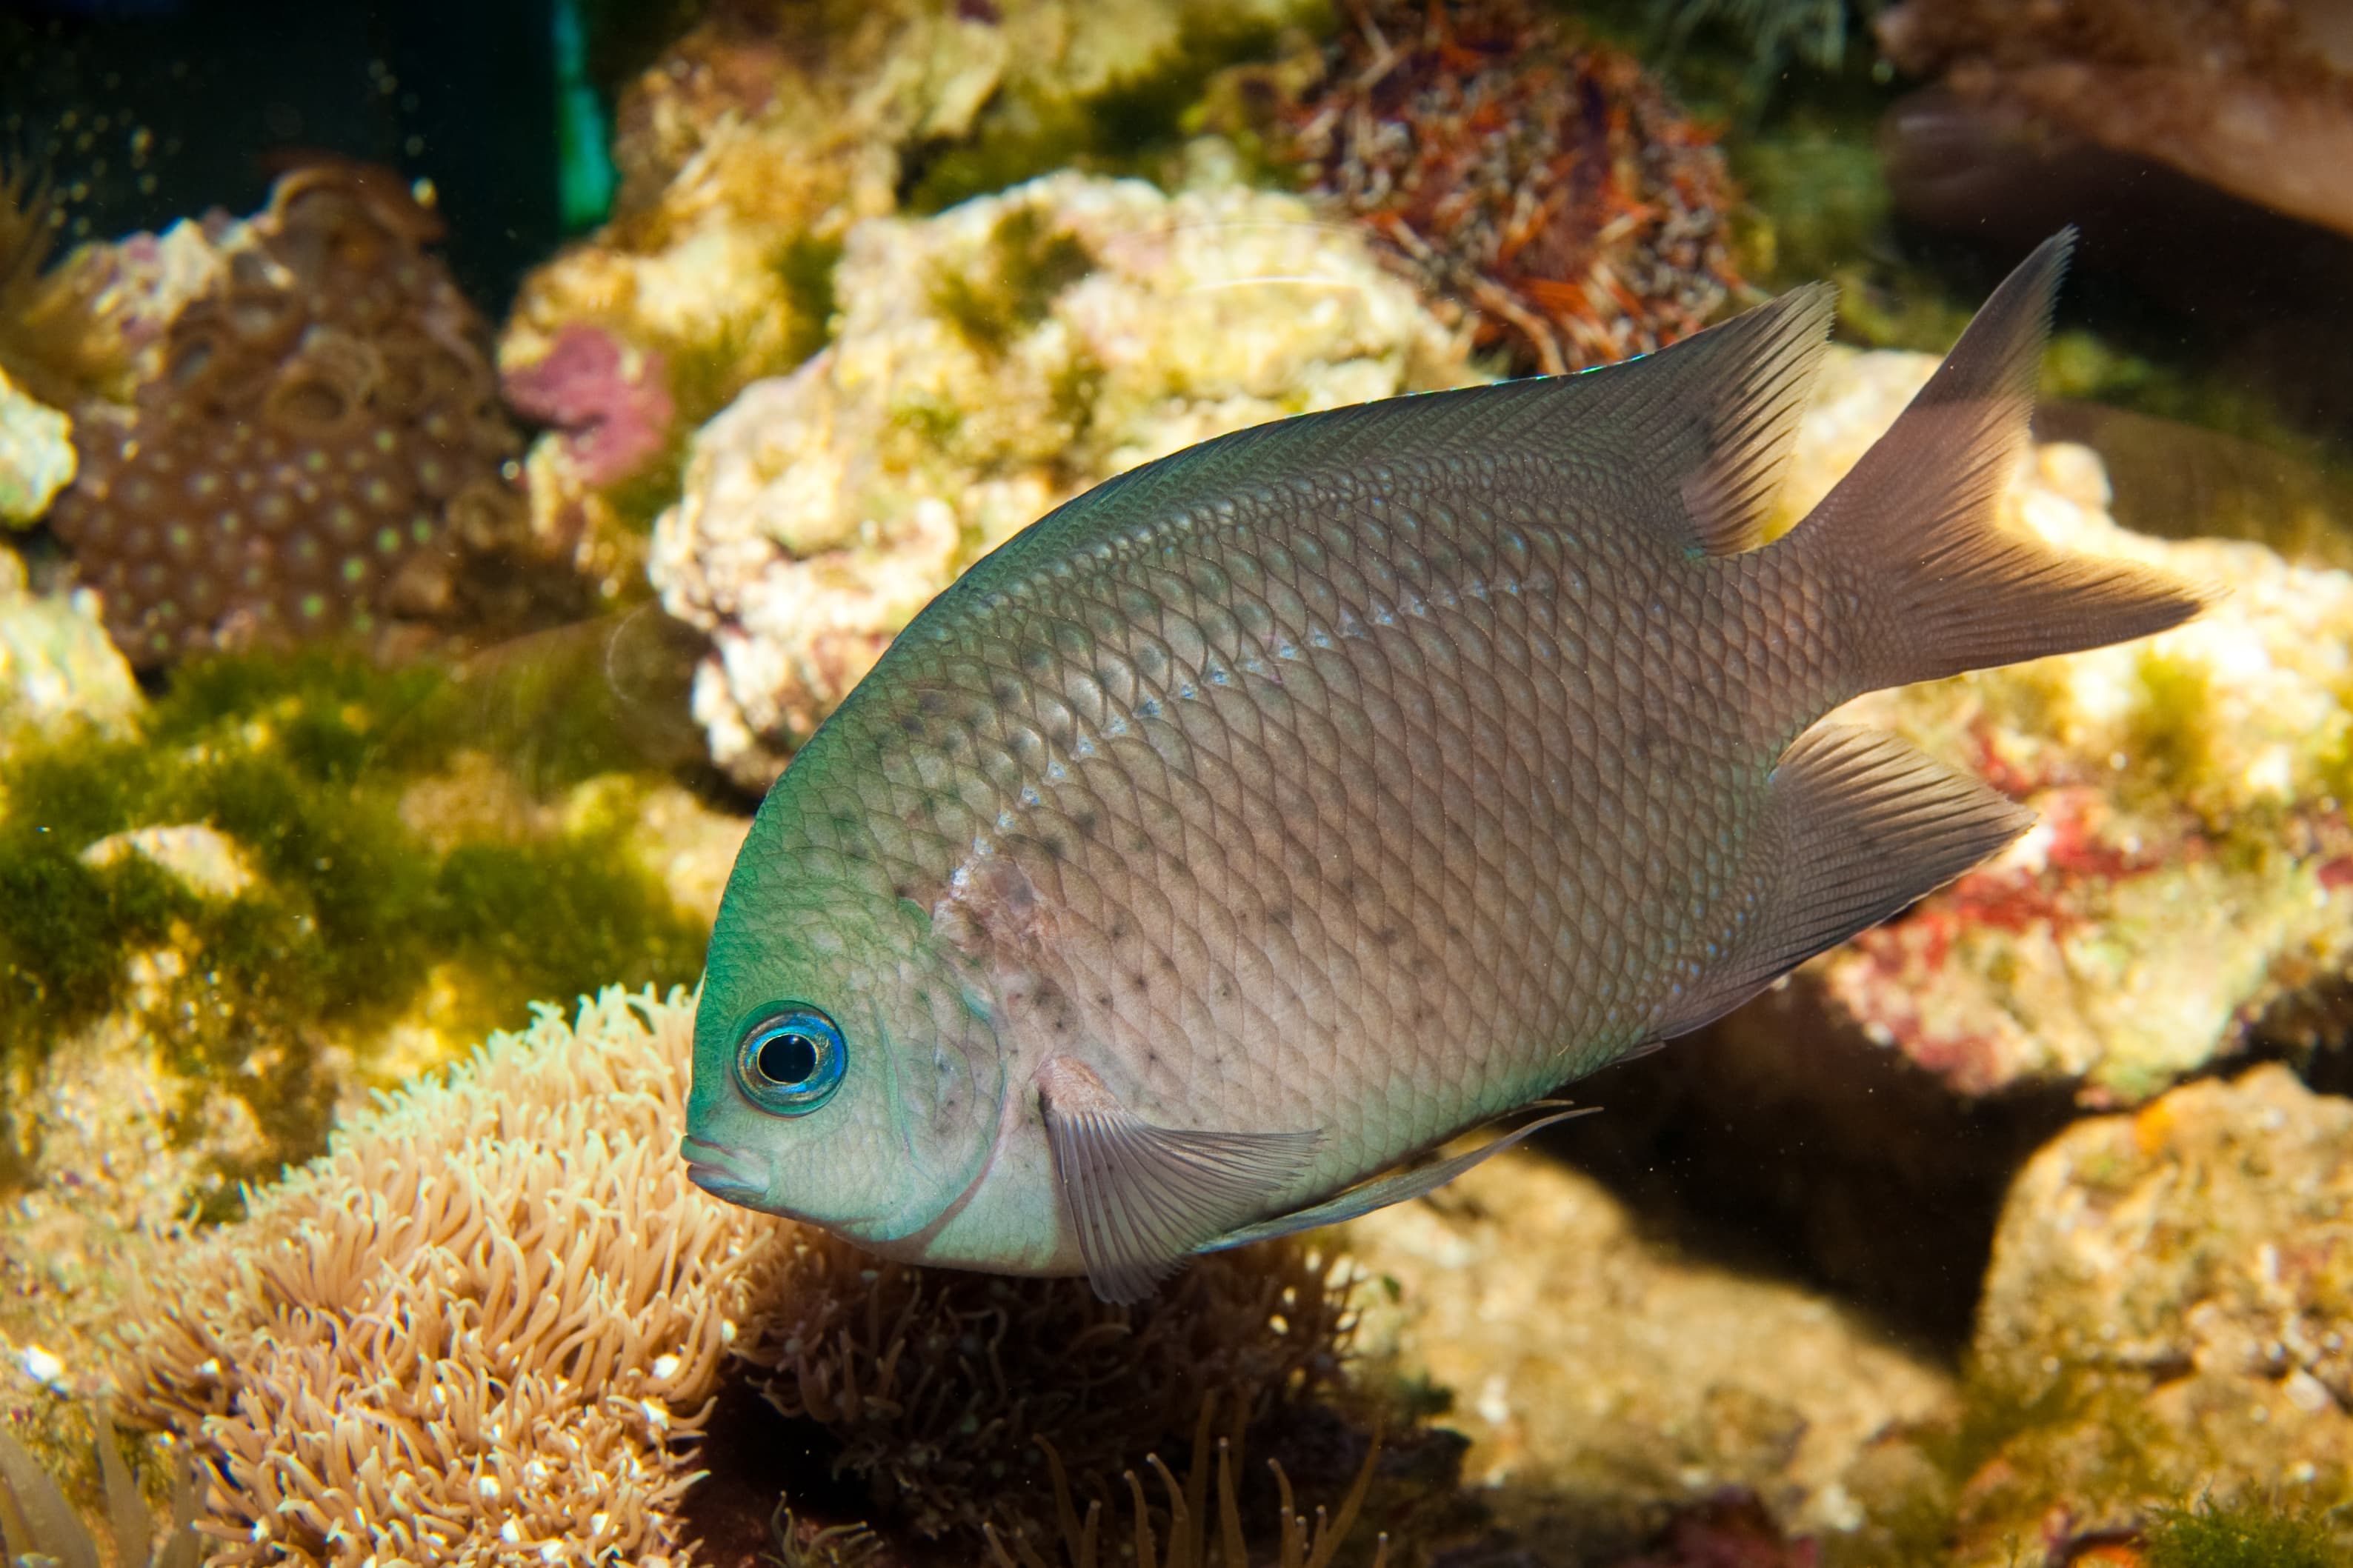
[1281,0,1745,375]
[112,988,779,1567]
[39,163,539,667]
[733,1225,1359,1541]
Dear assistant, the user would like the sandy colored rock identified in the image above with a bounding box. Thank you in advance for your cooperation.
[0,553,142,757]
[652,167,1478,783]
[1914,1064,2353,1564]
[1337,1149,1956,1555]
[0,368,73,526]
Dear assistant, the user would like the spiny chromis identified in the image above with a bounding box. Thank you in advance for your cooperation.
[682,231,2206,1303]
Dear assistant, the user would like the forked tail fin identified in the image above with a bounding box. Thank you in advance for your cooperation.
[1785,230,2209,695]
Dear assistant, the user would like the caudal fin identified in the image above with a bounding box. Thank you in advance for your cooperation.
[1788,230,2209,693]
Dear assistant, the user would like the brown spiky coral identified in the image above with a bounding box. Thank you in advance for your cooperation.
[41,163,536,667]
[734,1226,1359,1542]
[1282,0,1745,375]
[111,987,777,1567]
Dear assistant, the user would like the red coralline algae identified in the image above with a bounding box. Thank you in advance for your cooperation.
[41,164,528,667]
[1282,0,1745,375]
[499,323,674,490]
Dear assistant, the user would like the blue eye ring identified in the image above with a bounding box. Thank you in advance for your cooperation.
[733,1004,847,1116]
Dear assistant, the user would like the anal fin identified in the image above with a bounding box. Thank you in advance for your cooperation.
[1654,724,2034,1039]
[1197,1103,1597,1253]
[1037,1056,1320,1304]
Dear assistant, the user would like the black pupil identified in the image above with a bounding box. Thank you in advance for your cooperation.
[757,1030,820,1087]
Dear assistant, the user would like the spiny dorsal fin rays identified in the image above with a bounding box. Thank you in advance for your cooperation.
[965,284,1836,612]
[1643,281,1837,556]
[1035,1055,1320,1304]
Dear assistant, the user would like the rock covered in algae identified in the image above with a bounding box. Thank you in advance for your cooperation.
[0,366,73,525]
[1760,347,2353,1104]
[502,0,1331,581]
[0,644,728,1426]
[1836,1065,2353,1567]
[1335,1149,1956,1556]
[650,167,1479,784]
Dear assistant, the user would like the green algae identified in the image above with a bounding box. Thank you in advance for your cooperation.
[0,648,709,1200]
[931,206,1096,356]
[2123,648,2221,805]
[2143,1496,2345,1568]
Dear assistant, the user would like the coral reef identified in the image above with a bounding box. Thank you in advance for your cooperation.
[1876,0,2353,241]
[37,163,542,667]
[504,0,1331,580]
[95,987,1417,1564]
[0,366,73,524]
[1336,1144,1956,1556]
[1831,1066,2353,1567]
[734,1227,1357,1541]
[0,641,719,1408]
[114,988,768,1567]
[1279,0,1745,375]
[1759,347,2353,1102]
[651,168,1478,784]
[500,322,680,596]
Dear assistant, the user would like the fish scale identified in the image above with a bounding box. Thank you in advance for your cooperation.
[685,233,2206,1302]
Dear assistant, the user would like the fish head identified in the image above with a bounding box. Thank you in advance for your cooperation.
[683,816,1009,1246]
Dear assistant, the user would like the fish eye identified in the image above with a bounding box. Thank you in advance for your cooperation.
[733,1004,847,1116]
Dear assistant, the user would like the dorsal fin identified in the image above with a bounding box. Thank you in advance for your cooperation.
[944,282,1837,615]
[1622,281,1837,555]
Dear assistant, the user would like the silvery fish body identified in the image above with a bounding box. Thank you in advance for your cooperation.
[683,235,2202,1302]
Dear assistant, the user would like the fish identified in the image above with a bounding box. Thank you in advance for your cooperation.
[682,232,2205,1304]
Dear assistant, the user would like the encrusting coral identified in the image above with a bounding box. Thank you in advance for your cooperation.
[35,162,542,667]
[1278,0,1745,376]
[650,166,1480,784]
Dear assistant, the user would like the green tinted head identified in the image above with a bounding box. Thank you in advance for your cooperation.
[682,778,1005,1245]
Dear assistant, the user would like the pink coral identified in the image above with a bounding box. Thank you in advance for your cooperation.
[501,323,674,488]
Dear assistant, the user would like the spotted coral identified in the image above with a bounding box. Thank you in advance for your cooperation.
[1281,0,1746,376]
[40,163,538,668]
[111,987,776,1567]
[733,1225,1359,1542]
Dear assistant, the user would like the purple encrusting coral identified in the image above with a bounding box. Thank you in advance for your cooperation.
[42,164,526,667]
[499,322,674,490]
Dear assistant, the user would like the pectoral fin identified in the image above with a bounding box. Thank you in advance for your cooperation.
[1197,1103,1597,1253]
[1036,1056,1321,1304]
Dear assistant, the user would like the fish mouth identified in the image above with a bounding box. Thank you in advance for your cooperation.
[679,1134,884,1231]
[679,1135,765,1204]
